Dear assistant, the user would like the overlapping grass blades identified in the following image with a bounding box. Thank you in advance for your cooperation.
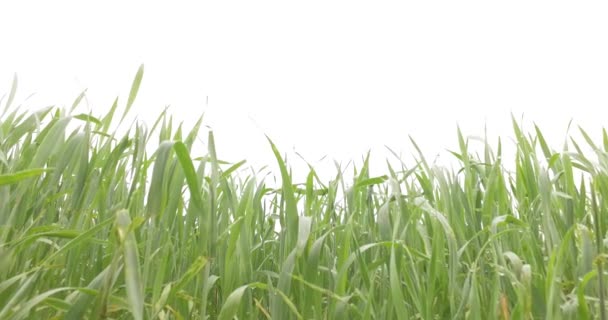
[2,67,608,318]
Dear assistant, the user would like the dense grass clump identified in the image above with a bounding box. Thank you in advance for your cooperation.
[2,67,608,319]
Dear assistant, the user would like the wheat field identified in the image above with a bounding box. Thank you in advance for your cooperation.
[1,66,608,319]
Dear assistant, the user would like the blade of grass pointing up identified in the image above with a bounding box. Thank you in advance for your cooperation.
[591,183,606,320]
[30,116,71,168]
[70,89,88,113]
[120,64,144,125]
[1,73,17,116]
[115,209,144,320]
[207,131,220,258]
[267,135,299,250]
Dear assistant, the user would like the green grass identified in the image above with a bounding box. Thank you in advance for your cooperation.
[2,65,608,319]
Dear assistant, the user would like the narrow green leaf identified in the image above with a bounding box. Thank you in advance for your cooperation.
[3,73,17,112]
[355,175,388,189]
[218,285,249,320]
[70,89,88,112]
[73,113,102,125]
[116,209,144,320]
[0,168,51,186]
[121,64,144,123]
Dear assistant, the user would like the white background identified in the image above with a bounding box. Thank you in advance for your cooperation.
[1,1,607,181]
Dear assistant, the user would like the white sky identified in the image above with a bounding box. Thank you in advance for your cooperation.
[1,1,607,181]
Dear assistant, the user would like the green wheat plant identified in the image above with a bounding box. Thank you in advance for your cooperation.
[1,65,608,319]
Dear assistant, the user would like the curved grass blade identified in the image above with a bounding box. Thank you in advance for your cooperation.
[121,64,144,124]
[218,285,249,320]
[0,168,51,186]
[3,73,17,113]
[115,209,144,320]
